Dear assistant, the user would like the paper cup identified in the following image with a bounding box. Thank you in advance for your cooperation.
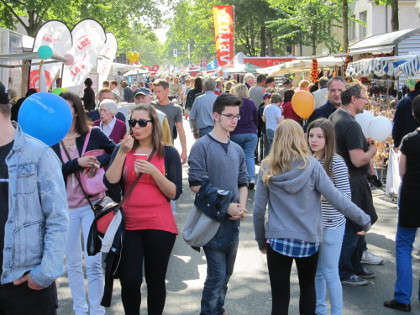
[134,153,148,161]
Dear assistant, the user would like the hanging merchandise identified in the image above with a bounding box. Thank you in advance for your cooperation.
[311,58,318,83]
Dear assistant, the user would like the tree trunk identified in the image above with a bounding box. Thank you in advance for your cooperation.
[342,0,349,53]
[312,35,316,55]
[267,30,274,56]
[260,25,266,56]
[391,0,399,31]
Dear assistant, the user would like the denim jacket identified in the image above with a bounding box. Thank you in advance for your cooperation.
[1,123,69,287]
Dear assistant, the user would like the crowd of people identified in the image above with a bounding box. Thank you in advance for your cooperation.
[0,70,419,315]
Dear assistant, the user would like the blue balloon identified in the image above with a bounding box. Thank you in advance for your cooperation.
[18,92,72,146]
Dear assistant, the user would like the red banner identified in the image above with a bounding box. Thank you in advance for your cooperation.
[213,6,234,67]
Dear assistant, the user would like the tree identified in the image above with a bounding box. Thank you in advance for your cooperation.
[267,0,342,55]
[0,0,165,53]
[375,0,398,31]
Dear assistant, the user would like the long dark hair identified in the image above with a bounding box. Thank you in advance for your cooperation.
[130,104,164,157]
[306,118,336,178]
[194,77,203,92]
[60,92,90,135]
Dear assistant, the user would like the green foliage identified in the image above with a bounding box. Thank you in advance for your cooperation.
[267,0,342,55]
[0,0,164,61]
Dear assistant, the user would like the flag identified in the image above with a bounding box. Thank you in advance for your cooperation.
[29,20,72,91]
[212,6,235,67]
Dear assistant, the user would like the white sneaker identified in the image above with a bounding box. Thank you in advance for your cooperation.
[361,250,384,265]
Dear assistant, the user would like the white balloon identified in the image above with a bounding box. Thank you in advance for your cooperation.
[355,110,375,138]
[368,116,392,141]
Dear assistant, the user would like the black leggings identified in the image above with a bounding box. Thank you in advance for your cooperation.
[267,245,319,315]
[118,229,176,315]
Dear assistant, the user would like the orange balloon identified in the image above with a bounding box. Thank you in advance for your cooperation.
[291,90,315,119]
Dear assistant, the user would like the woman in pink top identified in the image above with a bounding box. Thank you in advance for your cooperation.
[105,103,182,315]
[51,92,116,315]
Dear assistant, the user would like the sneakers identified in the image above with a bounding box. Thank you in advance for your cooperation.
[361,250,384,265]
[248,179,256,190]
[384,299,411,312]
[356,269,376,279]
[341,275,368,286]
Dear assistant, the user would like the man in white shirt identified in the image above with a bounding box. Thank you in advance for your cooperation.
[313,77,329,108]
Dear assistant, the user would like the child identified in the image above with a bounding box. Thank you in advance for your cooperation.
[307,118,351,315]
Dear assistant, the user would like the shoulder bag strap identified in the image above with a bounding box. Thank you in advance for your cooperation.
[81,128,92,156]
[60,140,96,211]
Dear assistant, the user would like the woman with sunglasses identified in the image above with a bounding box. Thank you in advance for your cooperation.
[51,92,116,315]
[104,103,182,315]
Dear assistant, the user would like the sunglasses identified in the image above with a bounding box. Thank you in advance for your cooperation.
[128,119,152,128]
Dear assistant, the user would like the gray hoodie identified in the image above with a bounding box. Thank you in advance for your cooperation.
[253,156,371,250]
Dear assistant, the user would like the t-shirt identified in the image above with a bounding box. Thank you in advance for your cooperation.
[0,140,14,277]
[263,104,282,131]
[329,109,369,175]
[399,129,420,227]
[152,102,183,140]
[249,86,264,108]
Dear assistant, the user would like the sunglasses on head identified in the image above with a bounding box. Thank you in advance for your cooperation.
[128,119,152,128]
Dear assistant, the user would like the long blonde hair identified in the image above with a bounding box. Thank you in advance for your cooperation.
[262,119,311,185]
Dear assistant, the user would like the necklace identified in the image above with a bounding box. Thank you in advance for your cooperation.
[64,132,78,140]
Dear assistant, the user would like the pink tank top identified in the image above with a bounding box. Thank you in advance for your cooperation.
[122,152,177,234]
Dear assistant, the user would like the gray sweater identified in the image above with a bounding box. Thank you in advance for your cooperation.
[253,156,371,250]
[188,134,248,202]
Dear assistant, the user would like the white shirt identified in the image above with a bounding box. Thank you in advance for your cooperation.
[100,116,117,137]
[313,87,328,108]
[112,87,120,97]
[263,104,282,131]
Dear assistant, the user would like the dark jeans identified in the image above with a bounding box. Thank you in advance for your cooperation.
[267,245,319,315]
[118,229,176,315]
[0,281,57,315]
[339,221,365,280]
[201,233,239,315]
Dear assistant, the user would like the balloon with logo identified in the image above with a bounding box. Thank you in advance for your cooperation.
[18,92,72,146]
[367,116,392,141]
[291,90,315,119]
[355,110,375,138]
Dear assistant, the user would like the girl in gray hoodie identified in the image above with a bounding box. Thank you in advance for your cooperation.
[253,119,371,315]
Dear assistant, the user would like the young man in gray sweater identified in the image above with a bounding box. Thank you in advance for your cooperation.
[188,93,248,315]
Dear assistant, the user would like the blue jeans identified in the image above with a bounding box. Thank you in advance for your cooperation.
[201,235,239,315]
[199,126,213,138]
[230,133,258,181]
[266,129,275,152]
[339,221,365,280]
[394,226,420,304]
[315,224,345,315]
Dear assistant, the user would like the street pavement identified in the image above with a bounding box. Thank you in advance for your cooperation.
[57,119,419,314]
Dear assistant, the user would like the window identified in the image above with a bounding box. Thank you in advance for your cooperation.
[349,15,356,41]
[359,11,367,39]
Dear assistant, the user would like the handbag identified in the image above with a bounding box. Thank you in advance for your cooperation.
[87,148,156,256]
[79,128,108,195]
[182,204,221,248]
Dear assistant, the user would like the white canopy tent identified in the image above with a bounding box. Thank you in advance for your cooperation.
[109,62,135,76]
[257,56,344,75]
[346,55,419,77]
